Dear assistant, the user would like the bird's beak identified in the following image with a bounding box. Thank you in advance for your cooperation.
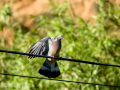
[62,37,64,39]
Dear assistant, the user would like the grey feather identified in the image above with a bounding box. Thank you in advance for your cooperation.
[27,37,51,59]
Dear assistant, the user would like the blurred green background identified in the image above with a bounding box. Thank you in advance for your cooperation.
[0,0,120,90]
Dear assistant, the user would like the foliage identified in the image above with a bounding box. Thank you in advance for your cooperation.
[0,3,11,29]
[0,0,120,90]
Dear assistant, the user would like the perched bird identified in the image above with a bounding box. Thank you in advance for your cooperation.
[27,35,64,78]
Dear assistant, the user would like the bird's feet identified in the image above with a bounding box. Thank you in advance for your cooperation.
[52,56,55,58]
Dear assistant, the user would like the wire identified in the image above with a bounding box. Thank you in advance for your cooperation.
[0,49,120,87]
[0,49,120,67]
[0,73,119,88]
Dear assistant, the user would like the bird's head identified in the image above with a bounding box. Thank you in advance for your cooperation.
[56,35,64,40]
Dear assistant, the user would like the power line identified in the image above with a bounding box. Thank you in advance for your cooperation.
[0,73,119,88]
[0,49,120,67]
[0,49,120,87]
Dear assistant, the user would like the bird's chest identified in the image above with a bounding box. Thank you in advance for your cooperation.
[48,40,61,57]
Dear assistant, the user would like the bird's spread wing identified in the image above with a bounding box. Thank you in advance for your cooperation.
[27,37,52,59]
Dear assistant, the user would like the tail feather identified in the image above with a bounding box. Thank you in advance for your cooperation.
[38,59,60,78]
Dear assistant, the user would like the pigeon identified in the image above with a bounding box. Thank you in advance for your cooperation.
[27,35,64,78]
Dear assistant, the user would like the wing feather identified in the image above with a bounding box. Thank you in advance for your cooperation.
[27,37,51,59]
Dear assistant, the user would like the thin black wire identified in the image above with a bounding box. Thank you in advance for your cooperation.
[0,49,120,87]
[0,49,120,67]
[0,73,119,88]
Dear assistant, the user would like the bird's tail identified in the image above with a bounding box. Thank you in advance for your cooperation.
[38,59,60,78]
